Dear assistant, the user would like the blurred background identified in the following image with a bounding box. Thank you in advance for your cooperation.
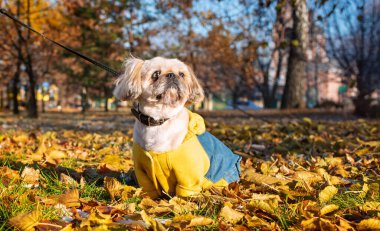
[0,0,379,119]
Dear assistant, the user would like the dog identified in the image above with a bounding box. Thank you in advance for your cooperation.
[114,56,241,198]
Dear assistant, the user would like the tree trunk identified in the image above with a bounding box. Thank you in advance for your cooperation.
[26,60,38,118]
[104,87,109,112]
[263,93,277,108]
[41,89,46,113]
[81,87,87,113]
[12,61,21,115]
[0,88,4,111]
[232,87,239,109]
[281,0,309,109]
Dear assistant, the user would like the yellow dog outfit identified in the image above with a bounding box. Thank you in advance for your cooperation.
[132,110,241,198]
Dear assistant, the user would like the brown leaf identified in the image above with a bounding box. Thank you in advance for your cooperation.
[8,210,41,231]
[244,215,271,229]
[301,217,319,230]
[60,173,79,187]
[319,217,335,230]
[104,177,123,200]
[0,166,20,186]
[139,197,158,210]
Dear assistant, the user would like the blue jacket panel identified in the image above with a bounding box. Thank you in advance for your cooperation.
[197,131,241,183]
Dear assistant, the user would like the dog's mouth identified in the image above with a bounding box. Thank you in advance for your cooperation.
[155,86,183,105]
[152,78,186,105]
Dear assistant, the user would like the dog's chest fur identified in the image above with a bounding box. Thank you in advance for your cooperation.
[133,108,189,152]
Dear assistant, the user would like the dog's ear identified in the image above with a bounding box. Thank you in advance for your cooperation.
[113,57,144,101]
[186,65,204,104]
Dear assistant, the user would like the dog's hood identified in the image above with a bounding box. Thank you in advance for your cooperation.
[184,109,206,141]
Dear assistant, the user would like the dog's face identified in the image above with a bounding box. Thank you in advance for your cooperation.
[113,57,204,107]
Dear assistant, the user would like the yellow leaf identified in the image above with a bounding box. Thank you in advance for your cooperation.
[8,210,41,231]
[301,217,319,230]
[360,202,380,213]
[58,189,80,208]
[101,154,125,171]
[104,177,123,200]
[169,197,198,214]
[219,206,244,224]
[336,216,355,231]
[294,171,324,185]
[245,215,271,229]
[242,170,290,185]
[140,210,167,231]
[368,183,379,199]
[359,183,369,198]
[170,214,213,229]
[98,147,114,156]
[260,162,270,175]
[319,186,338,204]
[80,208,114,228]
[320,204,339,215]
[249,200,276,215]
[357,218,380,230]
[139,198,158,210]
[303,117,313,125]
[251,193,282,202]
[357,139,380,148]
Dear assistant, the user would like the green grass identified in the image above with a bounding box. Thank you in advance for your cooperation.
[80,181,109,202]
[331,192,365,209]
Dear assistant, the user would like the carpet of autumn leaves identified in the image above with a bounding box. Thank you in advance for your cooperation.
[0,114,380,230]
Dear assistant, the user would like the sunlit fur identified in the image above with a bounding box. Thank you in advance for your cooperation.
[113,56,204,152]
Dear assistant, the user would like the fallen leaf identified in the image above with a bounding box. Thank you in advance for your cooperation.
[58,189,81,208]
[320,204,339,216]
[219,205,244,224]
[8,210,41,231]
[242,170,290,185]
[170,214,213,229]
[301,217,319,230]
[319,186,338,204]
[80,208,114,228]
[21,167,40,187]
[360,202,380,213]
[357,218,380,230]
[169,197,198,214]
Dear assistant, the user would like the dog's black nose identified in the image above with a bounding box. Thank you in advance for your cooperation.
[166,73,176,79]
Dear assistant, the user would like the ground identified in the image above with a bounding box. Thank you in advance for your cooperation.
[0,110,379,230]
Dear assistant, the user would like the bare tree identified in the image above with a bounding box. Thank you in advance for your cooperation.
[324,0,380,115]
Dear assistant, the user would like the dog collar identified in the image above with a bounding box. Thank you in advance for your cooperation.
[131,107,169,126]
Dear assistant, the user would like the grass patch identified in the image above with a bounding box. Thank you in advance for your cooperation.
[331,192,365,209]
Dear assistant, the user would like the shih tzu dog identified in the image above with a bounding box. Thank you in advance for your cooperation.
[113,56,241,198]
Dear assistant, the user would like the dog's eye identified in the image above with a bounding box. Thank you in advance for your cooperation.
[152,71,160,80]
[179,72,184,78]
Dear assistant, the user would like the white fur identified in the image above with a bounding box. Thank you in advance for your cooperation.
[133,105,188,152]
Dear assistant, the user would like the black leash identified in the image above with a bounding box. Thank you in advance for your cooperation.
[0,8,121,77]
